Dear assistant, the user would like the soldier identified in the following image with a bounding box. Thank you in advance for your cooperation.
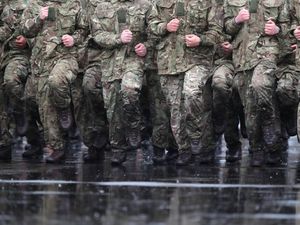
[91,0,152,164]
[0,0,44,160]
[148,0,224,165]
[276,0,300,142]
[77,0,109,162]
[224,0,289,166]
[212,38,243,163]
[0,0,14,160]
[21,0,88,163]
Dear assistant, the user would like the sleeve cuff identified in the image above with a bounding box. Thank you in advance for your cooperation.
[158,22,167,36]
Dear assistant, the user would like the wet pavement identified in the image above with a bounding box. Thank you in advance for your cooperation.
[1,137,300,225]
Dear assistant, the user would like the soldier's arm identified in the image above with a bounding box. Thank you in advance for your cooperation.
[0,7,15,42]
[148,4,168,37]
[0,24,12,42]
[144,3,159,50]
[21,4,43,38]
[72,5,89,46]
[277,1,290,37]
[92,13,122,49]
[224,0,243,36]
[198,2,224,46]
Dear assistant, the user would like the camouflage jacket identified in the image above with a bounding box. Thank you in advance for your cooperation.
[0,1,7,15]
[0,0,31,66]
[288,0,300,66]
[224,0,289,72]
[148,0,224,75]
[91,0,151,82]
[21,0,88,76]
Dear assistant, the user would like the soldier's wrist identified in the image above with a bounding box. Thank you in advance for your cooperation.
[116,35,122,45]
[233,17,243,26]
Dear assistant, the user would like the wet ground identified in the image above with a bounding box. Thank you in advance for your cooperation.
[1,137,300,225]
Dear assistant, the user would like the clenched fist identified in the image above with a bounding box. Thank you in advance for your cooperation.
[291,44,297,52]
[235,9,250,24]
[294,26,300,40]
[185,34,201,47]
[62,35,74,47]
[221,41,232,54]
[15,35,27,49]
[40,7,48,20]
[121,29,133,44]
[135,43,147,57]
[264,20,279,36]
[167,18,180,33]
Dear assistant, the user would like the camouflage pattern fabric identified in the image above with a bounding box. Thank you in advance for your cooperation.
[233,62,282,153]
[0,0,31,135]
[183,65,215,152]
[225,0,289,154]
[224,0,289,71]
[212,61,242,150]
[21,0,88,151]
[79,64,108,150]
[160,74,190,152]
[146,69,177,150]
[148,0,224,153]
[148,0,224,75]
[91,0,151,151]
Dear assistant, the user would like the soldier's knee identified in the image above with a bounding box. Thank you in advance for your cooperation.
[121,87,140,104]
[82,77,96,95]
[276,82,298,106]
[212,78,230,96]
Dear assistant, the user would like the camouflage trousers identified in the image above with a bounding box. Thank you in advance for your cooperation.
[159,74,190,152]
[212,63,241,150]
[3,56,29,118]
[103,69,143,152]
[75,64,108,150]
[276,66,299,107]
[145,69,177,149]
[24,72,43,147]
[276,65,299,139]
[0,71,13,148]
[28,57,79,151]
[183,65,215,152]
[234,61,281,153]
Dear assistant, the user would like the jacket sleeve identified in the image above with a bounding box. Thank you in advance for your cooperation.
[21,2,43,38]
[92,5,122,49]
[224,0,243,36]
[72,3,89,46]
[148,4,168,37]
[199,1,224,47]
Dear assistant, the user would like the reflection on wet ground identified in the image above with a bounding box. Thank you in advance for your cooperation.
[1,137,300,225]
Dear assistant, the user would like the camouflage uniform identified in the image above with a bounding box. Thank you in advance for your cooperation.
[224,0,289,163]
[275,0,300,140]
[212,46,242,160]
[0,0,14,156]
[75,0,109,158]
[91,0,151,157]
[1,0,31,131]
[21,0,88,155]
[148,0,224,160]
